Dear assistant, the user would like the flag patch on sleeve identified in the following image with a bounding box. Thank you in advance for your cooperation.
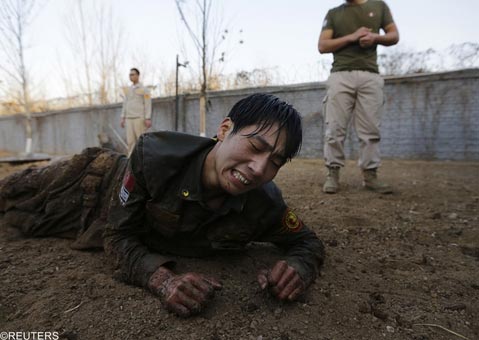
[119,171,135,205]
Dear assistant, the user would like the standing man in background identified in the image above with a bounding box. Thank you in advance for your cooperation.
[121,68,152,156]
[318,0,399,194]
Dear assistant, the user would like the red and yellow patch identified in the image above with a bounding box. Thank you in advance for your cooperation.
[119,170,135,205]
[282,208,303,233]
[123,171,135,192]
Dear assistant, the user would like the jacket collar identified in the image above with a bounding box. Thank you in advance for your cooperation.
[176,144,245,214]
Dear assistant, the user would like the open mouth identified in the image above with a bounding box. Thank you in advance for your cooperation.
[232,169,251,186]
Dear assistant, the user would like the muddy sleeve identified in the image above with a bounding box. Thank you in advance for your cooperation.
[104,137,174,288]
[256,184,325,287]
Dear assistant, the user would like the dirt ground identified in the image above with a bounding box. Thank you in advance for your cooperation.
[0,158,478,340]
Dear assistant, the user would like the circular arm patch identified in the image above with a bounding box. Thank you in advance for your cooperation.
[282,208,303,233]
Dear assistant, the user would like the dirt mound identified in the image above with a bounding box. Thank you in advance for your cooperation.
[1,159,478,339]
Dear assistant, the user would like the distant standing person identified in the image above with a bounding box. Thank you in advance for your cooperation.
[318,0,399,194]
[121,68,152,156]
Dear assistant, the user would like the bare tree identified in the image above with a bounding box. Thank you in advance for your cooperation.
[64,0,94,106]
[448,42,479,69]
[0,0,40,154]
[378,47,440,76]
[378,43,479,76]
[63,0,124,106]
[94,3,124,104]
[228,68,278,89]
[175,0,240,136]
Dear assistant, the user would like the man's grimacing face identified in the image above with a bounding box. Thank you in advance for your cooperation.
[213,120,288,196]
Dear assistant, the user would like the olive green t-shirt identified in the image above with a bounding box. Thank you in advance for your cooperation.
[322,0,394,73]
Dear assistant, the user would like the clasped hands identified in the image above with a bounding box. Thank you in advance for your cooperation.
[148,260,305,317]
[352,26,377,48]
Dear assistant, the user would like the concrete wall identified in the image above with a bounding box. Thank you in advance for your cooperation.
[1,69,478,160]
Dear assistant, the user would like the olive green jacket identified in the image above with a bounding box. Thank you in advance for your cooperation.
[104,132,325,289]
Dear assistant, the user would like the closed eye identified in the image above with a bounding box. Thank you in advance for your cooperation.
[270,160,281,168]
[270,157,285,168]
[249,140,285,168]
[249,141,261,152]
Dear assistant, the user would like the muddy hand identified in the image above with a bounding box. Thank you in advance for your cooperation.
[257,260,305,301]
[148,266,222,317]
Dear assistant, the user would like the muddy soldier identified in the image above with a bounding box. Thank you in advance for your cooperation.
[318,0,399,194]
[0,93,324,317]
[121,68,152,156]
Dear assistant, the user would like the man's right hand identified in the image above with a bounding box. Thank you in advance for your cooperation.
[120,118,125,129]
[148,266,222,317]
[350,26,371,43]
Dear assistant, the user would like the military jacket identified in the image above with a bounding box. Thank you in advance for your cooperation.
[121,83,152,119]
[104,132,324,288]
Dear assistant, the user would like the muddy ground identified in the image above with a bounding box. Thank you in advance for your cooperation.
[0,158,478,340]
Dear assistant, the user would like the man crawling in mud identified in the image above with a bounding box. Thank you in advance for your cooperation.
[0,93,324,317]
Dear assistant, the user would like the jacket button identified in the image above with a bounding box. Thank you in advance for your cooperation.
[182,189,190,197]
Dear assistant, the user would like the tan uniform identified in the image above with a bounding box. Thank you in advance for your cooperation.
[323,70,384,169]
[321,1,394,169]
[121,83,152,155]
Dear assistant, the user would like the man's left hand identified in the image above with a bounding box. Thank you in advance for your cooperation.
[145,119,152,129]
[359,32,377,48]
[257,260,305,301]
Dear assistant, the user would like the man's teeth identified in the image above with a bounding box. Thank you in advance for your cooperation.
[233,170,250,185]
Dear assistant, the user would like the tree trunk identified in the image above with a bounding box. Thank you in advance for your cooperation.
[199,0,207,137]
[24,114,33,154]
[199,93,206,137]
[22,78,33,154]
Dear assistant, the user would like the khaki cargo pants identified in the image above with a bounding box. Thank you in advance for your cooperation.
[322,70,384,170]
[126,117,146,156]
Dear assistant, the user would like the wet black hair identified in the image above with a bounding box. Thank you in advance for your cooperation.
[227,93,302,161]
[130,68,140,75]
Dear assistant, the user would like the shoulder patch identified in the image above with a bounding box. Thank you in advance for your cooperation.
[282,208,303,233]
[119,170,135,205]
[144,93,151,100]
[322,19,328,28]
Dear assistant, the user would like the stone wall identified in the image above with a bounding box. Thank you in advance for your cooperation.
[0,69,478,160]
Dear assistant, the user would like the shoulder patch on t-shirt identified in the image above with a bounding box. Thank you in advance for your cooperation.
[119,170,135,205]
[282,208,304,233]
